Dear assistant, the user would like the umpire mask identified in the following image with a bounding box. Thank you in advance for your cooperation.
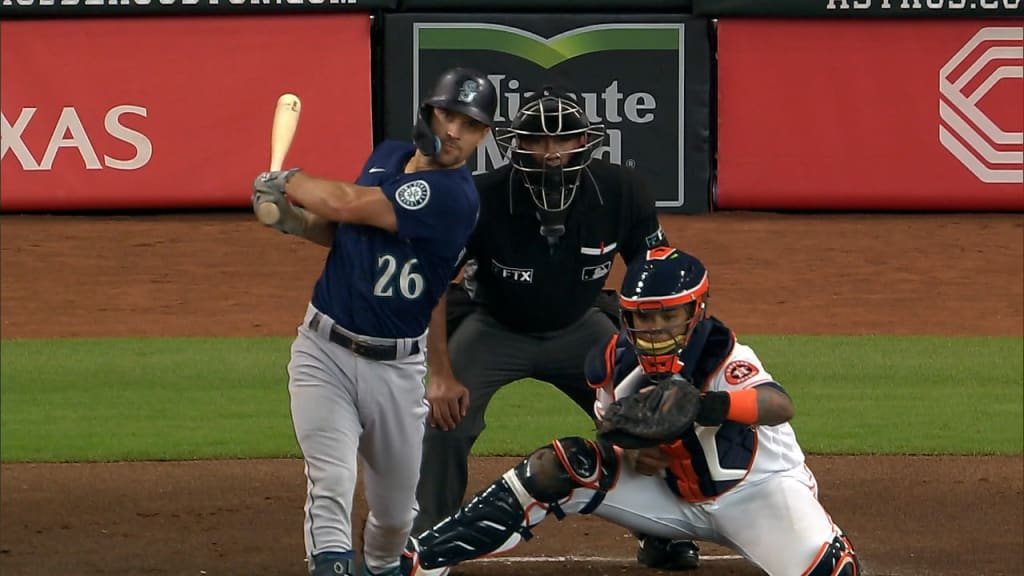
[495,86,606,240]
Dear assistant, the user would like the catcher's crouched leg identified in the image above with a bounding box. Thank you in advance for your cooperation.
[403,437,617,575]
[805,534,860,576]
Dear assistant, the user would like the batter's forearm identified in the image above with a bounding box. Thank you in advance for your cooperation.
[285,172,397,231]
[285,172,358,222]
[297,211,337,247]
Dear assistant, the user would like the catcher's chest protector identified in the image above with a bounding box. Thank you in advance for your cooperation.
[599,318,789,501]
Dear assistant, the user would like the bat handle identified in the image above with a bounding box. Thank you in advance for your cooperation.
[256,202,282,225]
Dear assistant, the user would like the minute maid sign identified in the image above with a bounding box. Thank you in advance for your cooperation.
[386,14,708,211]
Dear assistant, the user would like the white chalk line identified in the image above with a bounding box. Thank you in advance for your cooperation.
[469,554,745,564]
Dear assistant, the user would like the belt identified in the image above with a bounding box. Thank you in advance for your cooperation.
[308,312,419,361]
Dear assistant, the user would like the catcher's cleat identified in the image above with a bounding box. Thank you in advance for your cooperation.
[636,536,701,571]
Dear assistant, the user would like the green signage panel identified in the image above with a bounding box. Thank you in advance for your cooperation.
[381,13,713,214]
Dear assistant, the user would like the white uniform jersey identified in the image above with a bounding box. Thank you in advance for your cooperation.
[592,330,806,501]
[697,342,805,485]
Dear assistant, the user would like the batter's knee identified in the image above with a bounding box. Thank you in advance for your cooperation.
[304,457,351,500]
[368,506,417,532]
[805,534,860,576]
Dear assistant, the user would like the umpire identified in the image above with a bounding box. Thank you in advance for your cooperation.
[414,85,700,571]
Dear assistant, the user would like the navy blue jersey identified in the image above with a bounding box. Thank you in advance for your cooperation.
[311,140,479,338]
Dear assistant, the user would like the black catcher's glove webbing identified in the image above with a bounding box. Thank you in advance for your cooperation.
[597,374,702,449]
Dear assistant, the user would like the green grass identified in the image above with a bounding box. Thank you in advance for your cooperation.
[0,338,300,462]
[742,336,1024,455]
[1,335,1021,462]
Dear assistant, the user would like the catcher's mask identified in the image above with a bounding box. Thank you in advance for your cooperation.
[619,247,709,378]
[495,86,606,240]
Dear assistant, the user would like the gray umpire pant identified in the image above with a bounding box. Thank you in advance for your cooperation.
[413,307,616,534]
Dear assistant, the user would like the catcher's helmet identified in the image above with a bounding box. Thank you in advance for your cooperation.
[494,85,606,214]
[619,247,710,376]
[413,67,498,156]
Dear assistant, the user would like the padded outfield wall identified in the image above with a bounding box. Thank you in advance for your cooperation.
[1,0,1020,212]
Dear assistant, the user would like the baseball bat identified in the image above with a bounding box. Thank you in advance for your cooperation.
[256,93,302,225]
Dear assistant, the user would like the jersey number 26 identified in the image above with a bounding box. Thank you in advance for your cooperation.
[373,255,425,299]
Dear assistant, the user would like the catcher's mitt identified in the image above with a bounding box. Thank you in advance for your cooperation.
[597,374,701,448]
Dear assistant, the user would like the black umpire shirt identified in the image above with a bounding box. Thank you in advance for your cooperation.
[463,158,667,333]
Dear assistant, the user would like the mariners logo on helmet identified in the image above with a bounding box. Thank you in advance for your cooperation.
[458,80,480,104]
[396,180,431,210]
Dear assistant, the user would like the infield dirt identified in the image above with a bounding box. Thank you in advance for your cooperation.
[1,211,1022,576]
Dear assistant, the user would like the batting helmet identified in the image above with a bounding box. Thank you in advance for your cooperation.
[619,247,710,376]
[495,85,606,214]
[413,67,498,156]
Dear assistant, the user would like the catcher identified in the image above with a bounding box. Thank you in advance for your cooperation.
[401,247,861,576]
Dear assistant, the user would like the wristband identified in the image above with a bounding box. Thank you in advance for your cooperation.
[696,391,729,426]
[725,388,759,425]
[697,388,759,426]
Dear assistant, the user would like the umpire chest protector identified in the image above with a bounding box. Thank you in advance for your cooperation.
[467,158,663,333]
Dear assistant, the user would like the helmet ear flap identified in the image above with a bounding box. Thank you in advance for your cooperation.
[413,104,441,156]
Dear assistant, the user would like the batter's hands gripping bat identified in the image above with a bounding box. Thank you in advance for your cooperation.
[256,93,302,225]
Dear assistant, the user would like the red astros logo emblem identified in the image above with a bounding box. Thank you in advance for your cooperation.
[724,360,759,386]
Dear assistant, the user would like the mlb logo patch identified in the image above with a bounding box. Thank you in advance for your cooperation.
[582,261,612,281]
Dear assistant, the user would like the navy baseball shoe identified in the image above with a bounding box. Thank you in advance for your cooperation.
[636,535,701,571]
[310,551,356,575]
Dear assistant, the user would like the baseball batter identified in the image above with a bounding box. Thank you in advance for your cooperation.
[250,68,498,576]
[401,247,861,576]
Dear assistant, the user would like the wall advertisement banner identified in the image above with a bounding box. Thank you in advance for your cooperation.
[380,13,713,213]
[694,0,1022,18]
[1,15,374,212]
[397,0,692,10]
[715,19,1023,211]
[0,0,393,18]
